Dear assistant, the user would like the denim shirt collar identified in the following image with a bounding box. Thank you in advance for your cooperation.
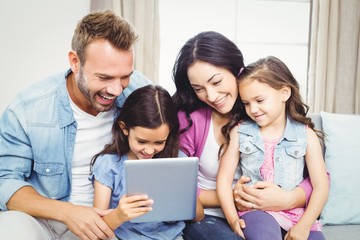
[57,69,75,128]
[282,117,302,142]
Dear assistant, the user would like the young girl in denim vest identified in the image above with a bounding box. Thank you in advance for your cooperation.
[90,84,203,240]
[217,56,329,240]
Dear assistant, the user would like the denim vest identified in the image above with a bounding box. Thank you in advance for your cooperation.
[238,118,307,191]
[0,69,151,210]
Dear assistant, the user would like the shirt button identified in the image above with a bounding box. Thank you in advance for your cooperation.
[294,150,299,156]
[245,147,250,152]
[45,168,50,173]
[276,157,281,162]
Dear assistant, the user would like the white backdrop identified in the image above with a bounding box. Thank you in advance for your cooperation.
[0,0,90,113]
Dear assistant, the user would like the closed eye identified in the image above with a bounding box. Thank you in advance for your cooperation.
[97,75,113,81]
[213,80,222,86]
[154,141,166,145]
[192,87,204,93]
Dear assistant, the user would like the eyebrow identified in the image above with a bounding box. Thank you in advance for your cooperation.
[135,137,167,143]
[124,70,134,78]
[94,73,112,78]
[94,70,134,79]
[190,73,221,87]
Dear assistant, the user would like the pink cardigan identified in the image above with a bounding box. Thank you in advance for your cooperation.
[178,107,313,205]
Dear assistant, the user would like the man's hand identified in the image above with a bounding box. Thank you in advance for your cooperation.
[61,204,115,240]
[233,176,302,211]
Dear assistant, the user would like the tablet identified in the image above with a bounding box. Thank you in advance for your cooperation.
[124,157,199,223]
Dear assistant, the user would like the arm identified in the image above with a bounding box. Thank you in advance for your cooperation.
[7,186,114,240]
[298,171,330,206]
[285,128,329,240]
[0,106,114,240]
[234,172,330,211]
[198,189,221,208]
[93,180,153,230]
[233,177,306,211]
[193,197,205,222]
[216,127,245,238]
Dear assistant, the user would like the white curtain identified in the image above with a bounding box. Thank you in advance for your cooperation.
[90,0,159,83]
[307,0,360,114]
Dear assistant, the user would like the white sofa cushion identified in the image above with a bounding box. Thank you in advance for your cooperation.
[320,111,360,225]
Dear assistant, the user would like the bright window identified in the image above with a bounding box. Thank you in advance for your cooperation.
[159,0,310,98]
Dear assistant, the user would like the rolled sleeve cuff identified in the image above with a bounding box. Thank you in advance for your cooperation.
[0,179,32,210]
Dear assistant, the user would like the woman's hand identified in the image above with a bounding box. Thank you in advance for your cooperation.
[233,176,306,211]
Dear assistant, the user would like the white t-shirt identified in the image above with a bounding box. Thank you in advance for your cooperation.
[68,98,115,206]
[199,117,241,217]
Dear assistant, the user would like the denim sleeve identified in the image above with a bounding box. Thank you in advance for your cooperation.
[0,101,33,210]
[90,154,121,191]
[178,150,187,157]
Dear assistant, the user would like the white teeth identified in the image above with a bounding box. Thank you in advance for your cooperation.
[100,95,115,100]
[214,96,226,106]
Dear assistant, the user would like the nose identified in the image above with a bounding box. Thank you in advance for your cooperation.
[144,147,155,155]
[107,79,124,97]
[206,87,218,102]
[249,103,259,114]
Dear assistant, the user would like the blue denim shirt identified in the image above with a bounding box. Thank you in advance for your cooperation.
[0,69,151,210]
[90,154,185,239]
[238,118,307,191]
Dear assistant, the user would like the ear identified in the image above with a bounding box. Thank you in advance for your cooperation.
[68,50,80,74]
[118,121,129,136]
[281,86,291,102]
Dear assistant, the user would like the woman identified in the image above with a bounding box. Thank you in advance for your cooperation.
[172,31,314,240]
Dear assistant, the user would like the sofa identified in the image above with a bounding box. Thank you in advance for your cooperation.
[309,112,360,240]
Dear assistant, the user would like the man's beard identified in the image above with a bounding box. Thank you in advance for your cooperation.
[76,68,114,113]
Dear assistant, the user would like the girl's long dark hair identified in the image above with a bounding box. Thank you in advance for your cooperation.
[91,85,180,168]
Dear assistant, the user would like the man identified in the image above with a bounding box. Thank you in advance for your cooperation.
[0,10,151,239]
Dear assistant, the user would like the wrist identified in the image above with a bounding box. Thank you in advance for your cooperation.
[103,207,125,230]
[288,187,306,209]
[57,201,74,222]
[228,217,240,230]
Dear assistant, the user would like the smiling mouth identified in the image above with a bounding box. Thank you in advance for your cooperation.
[254,114,265,119]
[141,154,153,159]
[97,94,116,105]
[213,95,227,107]
[99,94,115,101]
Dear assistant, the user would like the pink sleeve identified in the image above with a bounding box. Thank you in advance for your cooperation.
[298,172,331,206]
[298,177,312,206]
[178,111,196,157]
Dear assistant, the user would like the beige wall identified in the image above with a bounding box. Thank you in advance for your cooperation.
[0,0,90,113]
